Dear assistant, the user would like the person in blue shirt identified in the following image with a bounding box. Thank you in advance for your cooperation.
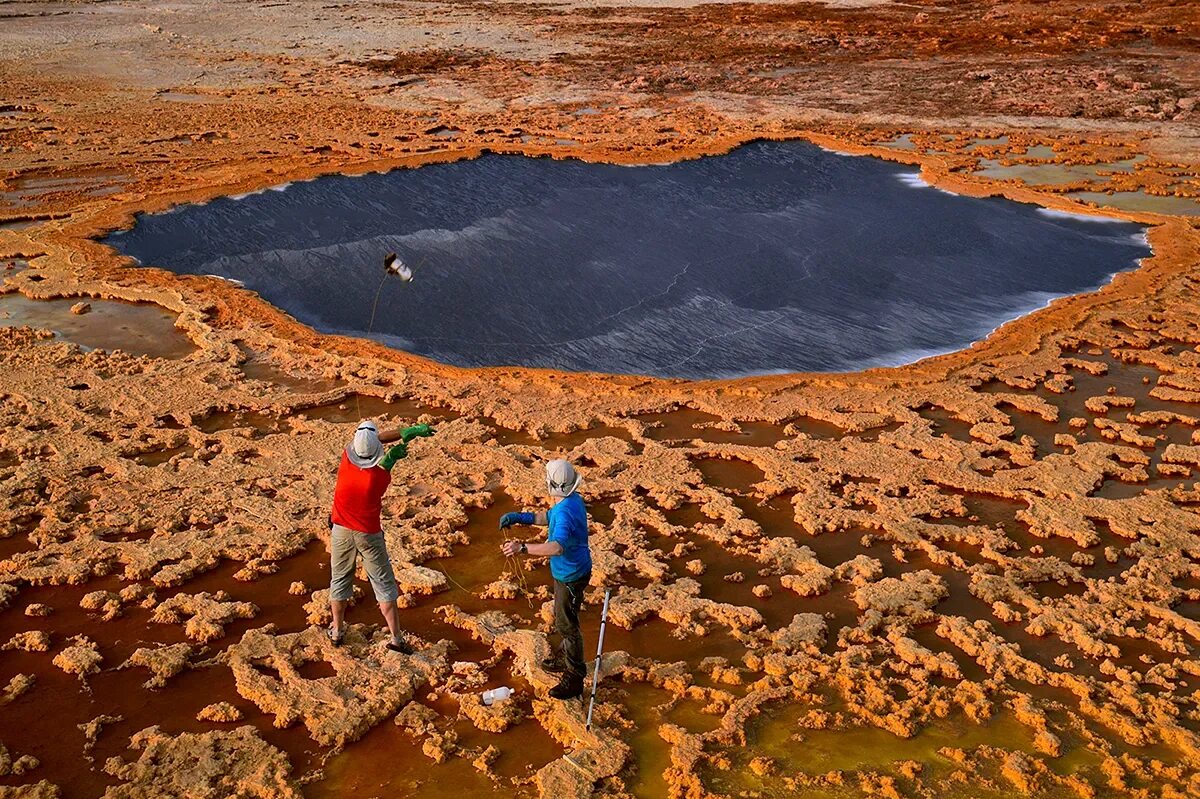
[500,458,592,700]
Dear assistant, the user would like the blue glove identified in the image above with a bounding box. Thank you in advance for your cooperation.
[499,512,535,530]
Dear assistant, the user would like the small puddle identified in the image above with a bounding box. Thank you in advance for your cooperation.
[811,528,893,573]
[916,405,976,442]
[933,487,1025,533]
[480,419,638,451]
[0,532,37,562]
[293,658,338,681]
[238,353,345,393]
[692,457,766,495]
[734,493,796,536]
[663,695,724,736]
[620,683,676,799]
[604,616,748,670]
[655,501,712,531]
[534,424,639,452]
[0,294,192,358]
[296,395,459,426]
[1067,190,1200,217]
[1020,145,1059,160]
[801,582,859,654]
[879,133,916,151]
[707,704,1040,794]
[965,136,1010,151]
[196,408,291,438]
[908,623,988,683]
[974,157,1143,186]
[310,713,525,797]
[633,409,787,447]
[977,397,1060,455]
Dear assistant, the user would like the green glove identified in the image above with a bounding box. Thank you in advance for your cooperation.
[401,424,435,443]
[380,442,408,470]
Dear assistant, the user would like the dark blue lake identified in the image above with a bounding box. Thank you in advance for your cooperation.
[106,141,1150,379]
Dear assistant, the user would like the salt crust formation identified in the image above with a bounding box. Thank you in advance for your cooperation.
[196,702,244,723]
[50,636,102,681]
[0,743,40,778]
[150,591,258,642]
[226,625,450,748]
[120,643,193,689]
[101,726,301,799]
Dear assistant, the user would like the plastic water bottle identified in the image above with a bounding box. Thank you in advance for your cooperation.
[482,686,512,706]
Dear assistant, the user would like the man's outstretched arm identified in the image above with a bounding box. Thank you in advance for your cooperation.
[378,424,436,469]
[499,510,548,528]
[502,538,562,557]
[521,540,562,557]
[379,423,435,444]
[499,511,557,556]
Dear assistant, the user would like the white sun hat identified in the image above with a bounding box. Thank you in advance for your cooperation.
[346,420,384,468]
[545,459,582,498]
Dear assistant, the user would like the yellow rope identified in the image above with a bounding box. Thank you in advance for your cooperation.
[355,253,428,420]
[506,551,535,609]
[433,564,475,597]
[355,272,390,420]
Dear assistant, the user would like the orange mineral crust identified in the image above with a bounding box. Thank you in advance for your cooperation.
[2,1,1200,797]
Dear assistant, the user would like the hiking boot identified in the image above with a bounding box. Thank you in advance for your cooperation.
[548,672,584,700]
[540,655,567,674]
[386,638,414,655]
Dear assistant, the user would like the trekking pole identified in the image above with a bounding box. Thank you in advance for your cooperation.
[585,586,612,731]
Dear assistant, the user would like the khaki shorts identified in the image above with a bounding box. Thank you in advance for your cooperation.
[329,524,400,603]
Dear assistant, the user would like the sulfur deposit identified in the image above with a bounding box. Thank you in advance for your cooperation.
[51,637,102,681]
[120,643,194,689]
[227,626,450,748]
[196,703,244,724]
[101,726,302,799]
[2,0,1200,797]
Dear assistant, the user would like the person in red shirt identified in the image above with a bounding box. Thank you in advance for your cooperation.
[328,419,434,653]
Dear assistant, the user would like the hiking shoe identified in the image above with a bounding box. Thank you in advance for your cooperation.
[540,655,567,674]
[548,673,584,700]
[386,638,414,655]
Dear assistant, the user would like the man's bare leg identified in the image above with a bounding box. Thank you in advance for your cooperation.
[330,599,348,638]
[379,599,402,644]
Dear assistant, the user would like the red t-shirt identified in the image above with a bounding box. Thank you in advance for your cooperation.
[331,452,392,534]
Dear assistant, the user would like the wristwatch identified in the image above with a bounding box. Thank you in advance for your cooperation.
[520,542,528,555]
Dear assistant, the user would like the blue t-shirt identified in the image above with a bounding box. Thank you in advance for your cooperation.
[547,493,591,583]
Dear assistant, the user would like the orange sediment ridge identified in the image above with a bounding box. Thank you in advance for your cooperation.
[6,127,1195,394]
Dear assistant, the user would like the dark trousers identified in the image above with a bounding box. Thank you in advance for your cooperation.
[553,572,591,677]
